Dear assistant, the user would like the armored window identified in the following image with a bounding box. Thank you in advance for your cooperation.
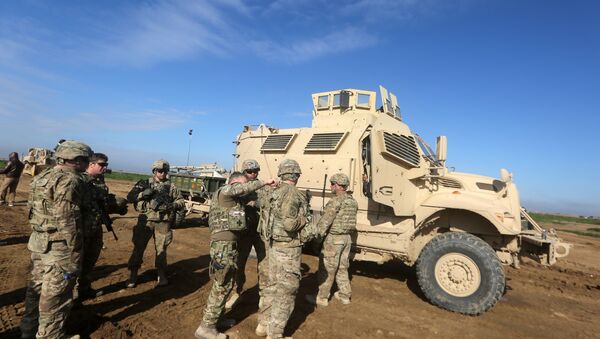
[260,134,296,152]
[333,94,340,107]
[304,132,347,152]
[357,93,370,108]
[317,95,329,109]
[381,132,420,167]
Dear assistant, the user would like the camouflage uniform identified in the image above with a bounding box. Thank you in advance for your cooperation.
[20,141,91,339]
[127,173,184,277]
[233,186,270,298]
[78,174,126,298]
[198,179,265,333]
[258,160,309,339]
[316,179,358,302]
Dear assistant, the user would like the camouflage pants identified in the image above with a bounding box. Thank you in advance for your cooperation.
[78,231,103,295]
[234,232,267,296]
[127,217,173,271]
[201,240,238,328]
[317,234,352,300]
[0,177,19,203]
[20,240,81,339]
[261,242,302,338]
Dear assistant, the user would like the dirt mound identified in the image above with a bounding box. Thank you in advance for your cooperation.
[1,176,599,338]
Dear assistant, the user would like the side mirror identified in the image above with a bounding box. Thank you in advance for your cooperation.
[340,91,351,109]
[436,136,447,163]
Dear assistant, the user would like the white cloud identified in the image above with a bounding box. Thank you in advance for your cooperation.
[30,109,205,133]
[249,27,377,63]
[89,0,250,66]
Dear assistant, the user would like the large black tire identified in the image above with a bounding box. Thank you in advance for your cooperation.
[415,232,505,315]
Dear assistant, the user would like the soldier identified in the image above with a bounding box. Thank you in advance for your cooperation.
[77,153,128,301]
[225,159,269,310]
[194,172,275,339]
[19,140,92,339]
[0,151,25,207]
[256,159,310,339]
[126,160,185,287]
[306,173,358,306]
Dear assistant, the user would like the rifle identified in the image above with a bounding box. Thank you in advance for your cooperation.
[99,203,118,240]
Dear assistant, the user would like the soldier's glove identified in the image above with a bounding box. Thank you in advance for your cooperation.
[140,188,154,200]
[118,205,128,215]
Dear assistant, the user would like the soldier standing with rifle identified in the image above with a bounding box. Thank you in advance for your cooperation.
[77,153,128,301]
[195,172,275,339]
[305,173,357,307]
[20,140,92,339]
[126,160,185,287]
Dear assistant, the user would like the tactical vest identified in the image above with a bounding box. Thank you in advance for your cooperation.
[261,184,311,243]
[133,178,174,221]
[81,174,105,234]
[208,186,246,235]
[329,194,358,235]
[28,169,63,233]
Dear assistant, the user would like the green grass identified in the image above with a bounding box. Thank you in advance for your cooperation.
[0,160,6,168]
[105,171,150,182]
[529,212,600,225]
[559,228,600,238]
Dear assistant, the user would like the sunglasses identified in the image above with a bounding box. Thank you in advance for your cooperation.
[245,170,259,174]
[95,162,109,167]
[156,169,167,173]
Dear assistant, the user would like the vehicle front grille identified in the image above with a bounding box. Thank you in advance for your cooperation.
[439,178,463,189]
[382,132,420,167]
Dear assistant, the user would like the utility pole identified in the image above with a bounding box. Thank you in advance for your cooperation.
[186,129,193,167]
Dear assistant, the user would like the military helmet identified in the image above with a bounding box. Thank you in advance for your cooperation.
[242,159,260,172]
[330,173,350,187]
[55,140,93,160]
[152,159,170,172]
[277,159,301,176]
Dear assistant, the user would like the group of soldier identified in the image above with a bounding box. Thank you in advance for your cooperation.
[195,159,358,339]
[17,140,358,339]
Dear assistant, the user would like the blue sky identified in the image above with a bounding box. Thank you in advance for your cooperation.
[1,0,598,215]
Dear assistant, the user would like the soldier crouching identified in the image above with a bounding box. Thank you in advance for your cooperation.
[126,160,184,287]
[195,172,275,339]
[19,140,92,339]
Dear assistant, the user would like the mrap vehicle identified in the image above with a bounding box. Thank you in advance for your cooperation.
[233,86,570,315]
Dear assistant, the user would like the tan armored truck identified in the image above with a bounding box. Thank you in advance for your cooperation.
[22,148,56,176]
[233,86,570,315]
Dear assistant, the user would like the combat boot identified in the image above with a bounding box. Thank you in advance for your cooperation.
[225,291,240,309]
[334,291,351,305]
[157,269,169,286]
[255,322,268,337]
[127,269,138,288]
[194,325,228,339]
[305,294,328,307]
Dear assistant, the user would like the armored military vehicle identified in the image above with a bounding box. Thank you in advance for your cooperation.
[169,166,226,226]
[22,148,56,176]
[234,86,570,315]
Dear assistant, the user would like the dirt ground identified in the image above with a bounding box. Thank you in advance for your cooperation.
[1,176,599,339]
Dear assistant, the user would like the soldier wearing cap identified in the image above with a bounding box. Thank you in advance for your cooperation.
[126,159,185,287]
[225,159,270,310]
[77,153,128,301]
[194,172,276,339]
[20,140,92,339]
[306,173,357,307]
[256,159,310,339]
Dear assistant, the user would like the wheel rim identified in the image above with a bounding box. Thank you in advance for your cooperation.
[434,253,481,297]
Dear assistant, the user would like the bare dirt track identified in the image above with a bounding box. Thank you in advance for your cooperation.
[1,176,599,339]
